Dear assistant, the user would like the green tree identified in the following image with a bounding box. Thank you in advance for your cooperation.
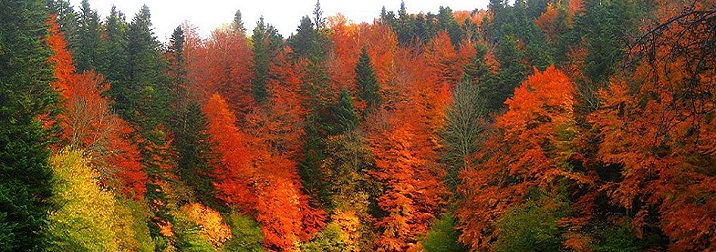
[251,16,283,103]
[572,0,639,112]
[441,80,484,191]
[330,90,359,135]
[73,0,103,72]
[99,6,129,99]
[355,47,381,112]
[492,194,570,252]
[0,0,58,249]
[232,10,246,33]
[221,212,265,252]
[174,102,217,207]
[421,213,468,252]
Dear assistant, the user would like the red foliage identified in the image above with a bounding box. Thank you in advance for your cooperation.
[203,94,255,210]
[457,66,584,249]
[591,46,716,251]
[47,16,146,199]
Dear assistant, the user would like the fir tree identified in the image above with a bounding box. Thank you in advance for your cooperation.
[0,0,59,249]
[331,89,359,135]
[73,0,103,72]
[251,17,283,103]
[355,47,381,112]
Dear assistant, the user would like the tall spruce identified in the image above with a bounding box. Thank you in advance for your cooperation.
[73,0,102,72]
[355,47,381,112]
[232,10,246,33]
[251,17,283,103]
[0,0,59,249]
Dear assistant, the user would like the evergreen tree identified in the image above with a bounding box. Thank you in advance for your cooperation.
[73,0,103,72]
[0,0,59,250]
[287,16,329,62]
[168,26,186,94]
[355,47,381,112]
[232,10,246,33]
[99,6,129,97]
[573,0,639,111]
[331,89,359,135]
[313,0,325,30]
[436,6,463,47]
[46,0,78,44]
[174,102,217,207]
[251,17,283,103]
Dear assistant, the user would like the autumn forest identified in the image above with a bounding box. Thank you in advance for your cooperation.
[1,0,715,251]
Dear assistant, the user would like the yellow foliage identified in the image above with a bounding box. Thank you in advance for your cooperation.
[181,203,233,248]
[332,210,362,251]
[45,149,120,251]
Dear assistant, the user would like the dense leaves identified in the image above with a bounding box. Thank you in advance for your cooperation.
[8,0,716,251]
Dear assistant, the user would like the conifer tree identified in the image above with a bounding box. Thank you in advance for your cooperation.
[251,17,283,103]
[355,47,381,112]
[232,10,246,33]
[331,90,359,135]
[73,0,103,72]
[0,0,58,249]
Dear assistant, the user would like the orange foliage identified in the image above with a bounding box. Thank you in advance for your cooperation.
[182,203,233,248]
[425,32,463,89]
[366,46,451,250]
[591,44,716,251]
[204,92,325,250]
[535,2,561,43]
[47,15,146,199]
[328,19,398,99]
[203,94,255,210]
[458,66,583,249]
[187,27,254,119]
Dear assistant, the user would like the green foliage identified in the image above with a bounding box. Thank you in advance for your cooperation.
[174,102,218,207]
[330,90,359,135]
[44,150,120,252]
[573,0,639,86]
[172,209,216,252]
[441,80,484,191]
[98,6,129,88]
[492,194,570,252]
[301,223,347,252]
[355,47,381,112]
[232,10,246,33]
[73,0,103,72]
[287,16,330,62]
[251,17,283,103]
[221,212,265,252]
[483,34,528,113]
[114,196,155,252]
[421,213,468,252]
[0,0,58,250]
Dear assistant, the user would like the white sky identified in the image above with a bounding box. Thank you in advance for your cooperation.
[69,0,489,42]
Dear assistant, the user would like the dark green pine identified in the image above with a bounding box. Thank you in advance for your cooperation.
[0,0,59,250]
[355,47,381,112]
[332,89,359,135]
[251,16,283,104]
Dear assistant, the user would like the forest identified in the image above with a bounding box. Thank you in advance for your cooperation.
[1,0,715,251]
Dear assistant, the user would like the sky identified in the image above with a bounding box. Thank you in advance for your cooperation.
[69,0,490,42]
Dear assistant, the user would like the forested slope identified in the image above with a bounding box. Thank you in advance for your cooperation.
[1,0,715,251]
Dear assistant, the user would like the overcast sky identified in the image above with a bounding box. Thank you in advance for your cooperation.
[69,0,489,42]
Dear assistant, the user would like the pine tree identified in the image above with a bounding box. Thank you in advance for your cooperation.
[251,17,283,103]
[100,6,129,100]
[355,47,381,112]
[174,102,217,207]
[0,0,59,249]
[232,10,246,33]
[331,90,359,135]
[73,0,103,72]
